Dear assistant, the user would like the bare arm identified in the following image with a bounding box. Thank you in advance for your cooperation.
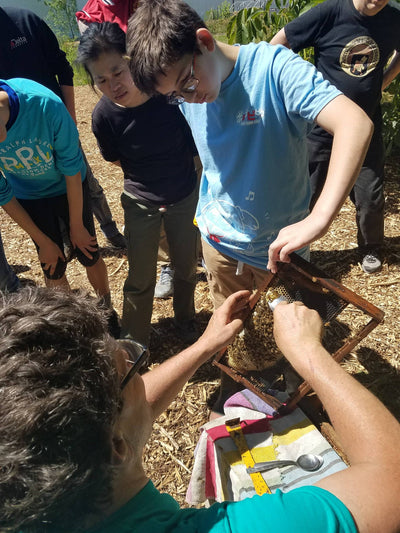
[60,85,77,124]
[65,172,97,259]
[267,95,373,272]
[142,290,251,420]
[273,302,400,533]
[269,27,291,48]
[382,50,400,91]
[2,197,64,275]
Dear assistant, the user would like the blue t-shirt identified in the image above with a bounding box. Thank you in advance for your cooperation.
[0,78,85,205]
[181,42,341,270]
[86,480,357,533]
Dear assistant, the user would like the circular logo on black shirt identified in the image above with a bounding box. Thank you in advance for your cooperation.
[340,36,380,77]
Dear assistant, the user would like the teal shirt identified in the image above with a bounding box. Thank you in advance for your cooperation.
[87,480,356,533]
[0,78,86,205]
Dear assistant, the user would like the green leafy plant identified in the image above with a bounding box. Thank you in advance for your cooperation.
[382,77,400,156]
[227,0,320,45]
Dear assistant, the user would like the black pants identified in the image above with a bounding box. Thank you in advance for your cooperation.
[308,121,385,251]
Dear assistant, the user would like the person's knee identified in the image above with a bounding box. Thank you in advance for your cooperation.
[41,259,67,280]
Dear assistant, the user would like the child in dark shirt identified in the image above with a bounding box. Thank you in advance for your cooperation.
[78,22,200,346]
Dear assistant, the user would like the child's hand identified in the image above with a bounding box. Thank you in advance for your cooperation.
[267,213,330,272]
[38,238,65,276]
[70,225,98,259]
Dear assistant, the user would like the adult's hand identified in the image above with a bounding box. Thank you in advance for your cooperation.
[273,301,323,374]
[198,290,251,356]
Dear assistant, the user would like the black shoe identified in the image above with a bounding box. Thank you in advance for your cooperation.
[174,319,200,344]
[106,232,127,249]
[361,250,382,274]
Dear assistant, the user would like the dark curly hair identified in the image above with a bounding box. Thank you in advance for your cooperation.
[126,0,207,94]
[0,287,121,532]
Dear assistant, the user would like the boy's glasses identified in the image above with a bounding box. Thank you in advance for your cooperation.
[167,52,199,105]
[118,339,149,390]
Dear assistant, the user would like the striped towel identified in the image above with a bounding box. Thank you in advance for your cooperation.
[186,389,347,504]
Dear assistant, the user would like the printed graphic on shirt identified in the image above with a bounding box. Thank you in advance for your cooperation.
[10,36,28,50]
[236,108,264,125]
[0,140,54,176]
[201,199,259,251]
[340,36,380,77]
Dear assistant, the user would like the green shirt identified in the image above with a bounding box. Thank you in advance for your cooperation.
[86,480,357,533]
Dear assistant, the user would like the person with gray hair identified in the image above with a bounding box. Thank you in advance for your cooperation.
[0,284,400,532]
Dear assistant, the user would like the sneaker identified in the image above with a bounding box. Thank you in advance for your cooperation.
[106,232,127,249]
[361,250,382,274]
[174,319,200,344]
[154,265,174,298]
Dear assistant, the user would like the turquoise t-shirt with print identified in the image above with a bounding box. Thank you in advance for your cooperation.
[86,480,356,533]
[0,78,86,206]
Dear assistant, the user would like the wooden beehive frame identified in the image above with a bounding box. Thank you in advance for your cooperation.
[213,254,384,414]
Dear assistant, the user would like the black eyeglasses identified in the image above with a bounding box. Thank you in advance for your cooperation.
[167,52,199,105]
[118,339,149,390]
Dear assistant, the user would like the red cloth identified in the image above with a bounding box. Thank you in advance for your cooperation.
[75,0,137,32]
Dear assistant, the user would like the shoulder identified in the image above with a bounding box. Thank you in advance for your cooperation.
[5,78,61,103]
[1,6,42,28]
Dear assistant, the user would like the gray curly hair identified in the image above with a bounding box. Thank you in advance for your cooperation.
[0,287,121,532]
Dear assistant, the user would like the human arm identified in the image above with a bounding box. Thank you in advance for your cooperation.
[269,27,290,48]
[273,302,400,533]
[267,95,373,272]
[382,50,400,91]
[60,85,77,124]
[65,172,97,259]
[142,290,251,420]
[2,197,64,275]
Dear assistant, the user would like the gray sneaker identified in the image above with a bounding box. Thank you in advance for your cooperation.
[154,265,174,298]
[361,251,382,274]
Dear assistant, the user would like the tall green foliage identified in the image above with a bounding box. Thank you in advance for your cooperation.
[227,0,321,45]
[39,0,79,41]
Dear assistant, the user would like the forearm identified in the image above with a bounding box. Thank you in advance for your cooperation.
[269,27,290,47]
[61,85,77,124]
[2,197,50,247]
[142,339,216,420]
[312,95,373,226]
[143,290,250,420]
[295,343,400,466]
[382,51,400,90]
[65,173,84,229]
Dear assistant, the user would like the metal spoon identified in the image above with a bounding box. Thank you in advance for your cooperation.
[247,453,324,474]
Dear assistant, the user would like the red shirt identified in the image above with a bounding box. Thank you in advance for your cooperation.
[75,0,137,32]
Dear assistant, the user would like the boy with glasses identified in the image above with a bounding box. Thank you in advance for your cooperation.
[126,0,373,414]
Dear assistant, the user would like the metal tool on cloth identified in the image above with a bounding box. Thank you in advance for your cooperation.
[225,417,272,495]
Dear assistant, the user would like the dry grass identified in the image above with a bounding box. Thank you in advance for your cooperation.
[1,85,399,506]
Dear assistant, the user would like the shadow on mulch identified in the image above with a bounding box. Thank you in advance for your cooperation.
[353,346,400,420]
[98,246,127,258]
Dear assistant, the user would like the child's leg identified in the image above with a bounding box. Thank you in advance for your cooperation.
[85,256,109,297]
[164,186,199,324]
[17,196,69,286]
[120,193,161,346]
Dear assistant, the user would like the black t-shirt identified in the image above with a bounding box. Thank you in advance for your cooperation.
[92,95,197,205]
[285,0,400,141]
[0,7,73,99]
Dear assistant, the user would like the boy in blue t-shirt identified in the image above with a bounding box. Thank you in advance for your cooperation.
[126,0,373,411]
[0,78,112,311]
[126,0,372,292]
